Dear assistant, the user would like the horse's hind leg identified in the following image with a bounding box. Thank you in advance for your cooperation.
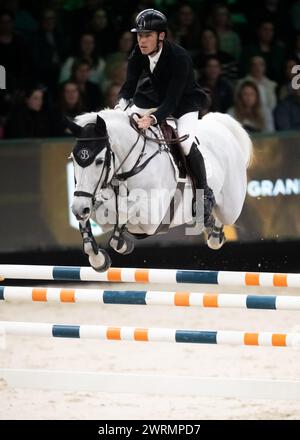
[205,216,226,250]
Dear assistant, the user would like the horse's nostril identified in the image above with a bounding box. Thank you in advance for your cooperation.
[83,207,90,215]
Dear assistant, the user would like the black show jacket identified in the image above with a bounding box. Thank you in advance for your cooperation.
[118,40,205,123]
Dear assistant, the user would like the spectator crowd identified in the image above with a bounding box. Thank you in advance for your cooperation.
[1,0,300,139]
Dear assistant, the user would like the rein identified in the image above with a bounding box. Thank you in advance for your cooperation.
[114,126,160,181]
[129,113,189,145]
[113,113,189,181]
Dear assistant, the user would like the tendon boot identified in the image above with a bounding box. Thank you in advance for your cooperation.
[185,142,216,226]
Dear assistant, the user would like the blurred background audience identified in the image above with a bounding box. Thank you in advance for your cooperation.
[0,0,299,139]
[228,80,274,132]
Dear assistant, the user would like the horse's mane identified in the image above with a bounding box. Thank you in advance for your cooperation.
[75,109,129,127]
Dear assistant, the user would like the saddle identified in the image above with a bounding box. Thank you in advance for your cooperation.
[159,119,187,179]
[159,119,200,220]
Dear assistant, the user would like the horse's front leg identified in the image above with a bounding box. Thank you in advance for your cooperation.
[79,219,111,272]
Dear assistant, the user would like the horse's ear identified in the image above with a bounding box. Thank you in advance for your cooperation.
[95,115,107,135]
[64,116,82,137]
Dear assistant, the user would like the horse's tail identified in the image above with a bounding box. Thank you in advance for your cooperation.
[202,112,253,168]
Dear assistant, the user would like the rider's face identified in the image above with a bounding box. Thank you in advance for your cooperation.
[137,31,163,55]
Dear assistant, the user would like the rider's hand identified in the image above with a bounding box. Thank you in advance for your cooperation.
[137,115,153,129]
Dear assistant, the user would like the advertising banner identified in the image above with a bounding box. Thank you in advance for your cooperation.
[0,132,299,252]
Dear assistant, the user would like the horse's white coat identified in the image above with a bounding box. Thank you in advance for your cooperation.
[72,109,252,236]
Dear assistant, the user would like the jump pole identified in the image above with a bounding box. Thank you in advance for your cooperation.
[0,264,300,288]
[1,321,300,347]
[1,286,300,310]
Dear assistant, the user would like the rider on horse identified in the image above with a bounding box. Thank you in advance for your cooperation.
[115,8,215,226]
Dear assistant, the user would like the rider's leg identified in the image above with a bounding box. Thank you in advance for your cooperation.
[177,112,215,227]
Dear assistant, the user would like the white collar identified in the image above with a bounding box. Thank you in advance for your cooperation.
[148,45,163,72]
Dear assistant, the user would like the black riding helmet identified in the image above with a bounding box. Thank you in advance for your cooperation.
[131,8,167,33]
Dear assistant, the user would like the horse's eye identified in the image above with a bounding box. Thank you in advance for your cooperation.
[95,158,104,165]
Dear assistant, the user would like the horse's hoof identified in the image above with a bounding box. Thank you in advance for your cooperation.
[207,236,226,250]
[207,225,226,250]
[109,235,135,255]
[89,249,112,272]
[122,238,135,255]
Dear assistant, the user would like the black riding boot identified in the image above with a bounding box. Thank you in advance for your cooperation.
[185,142,215,227]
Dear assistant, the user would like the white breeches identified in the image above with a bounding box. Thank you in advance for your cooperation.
[127,106,198,155]
[176,111,199,155]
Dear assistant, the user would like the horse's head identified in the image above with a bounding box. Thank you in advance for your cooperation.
[67,115,114,221]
